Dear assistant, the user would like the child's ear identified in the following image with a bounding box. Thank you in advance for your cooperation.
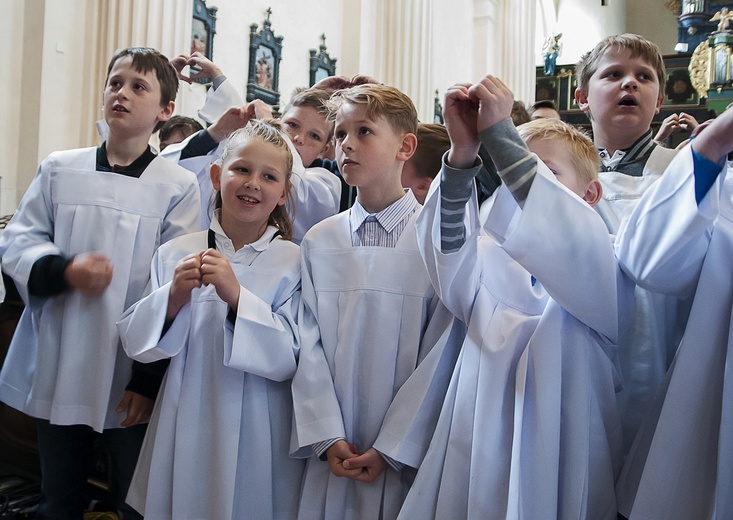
[318,141,331,159]
[574,88,590,114]
[396,133,418,161]
[582,179,603,207]
[654,94,664,115]
[157,101,175,124]
[209,162,222,191]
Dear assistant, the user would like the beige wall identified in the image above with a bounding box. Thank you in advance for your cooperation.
[1,0,684,213]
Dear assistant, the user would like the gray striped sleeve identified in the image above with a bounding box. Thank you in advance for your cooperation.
[440,156,482,253]
[479,119,536,208]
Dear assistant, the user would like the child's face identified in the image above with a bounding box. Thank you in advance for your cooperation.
[211,137,289,239]
[103,56,173,138]
[575,47,662,142]
[527,138,589,200]
[281,105,331,167]
[333,102,409,190]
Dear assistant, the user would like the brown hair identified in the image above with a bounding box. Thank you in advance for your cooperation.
[517,118,600,184]
[216,119,294,240]
[408,123,450,179]
[326,84,418,135]
[313,74,380,94]
[158,116,203,142]
[282,88,334,139]
[575,33,666,95]
[105,47,179,132]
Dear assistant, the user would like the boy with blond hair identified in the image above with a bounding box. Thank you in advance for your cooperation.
[398,75,633,520]
[291,84,460,520]
[574,34,690,454]
[0,47,200,519]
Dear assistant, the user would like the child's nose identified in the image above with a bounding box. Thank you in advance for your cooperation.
[621,75,638,90]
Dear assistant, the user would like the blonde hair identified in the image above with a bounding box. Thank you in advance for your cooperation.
[217,119,294,240]
[516,118,600,184]
[282,87,334,139]
[326,84,418,135]
[575,33,666,95]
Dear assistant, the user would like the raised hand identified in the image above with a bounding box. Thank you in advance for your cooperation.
[443,83,481,169]
[468,75,515,134]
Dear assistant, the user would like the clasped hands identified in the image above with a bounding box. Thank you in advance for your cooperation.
[326,440,389,484]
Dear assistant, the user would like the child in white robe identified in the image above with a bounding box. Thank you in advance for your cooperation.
[117,120,304,520]
[614,107,733,519]
[0,47,200,519]
[290,84,461,520]
[399,76,633,520]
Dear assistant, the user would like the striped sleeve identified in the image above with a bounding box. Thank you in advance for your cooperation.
[439,156,482,253]
[478,118,536,208]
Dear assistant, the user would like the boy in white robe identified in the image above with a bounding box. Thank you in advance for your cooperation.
[0,47,200,519]
[574,34,690,453]
[614,107,733,519]
[290,84,461,520]
[399,76,633,520]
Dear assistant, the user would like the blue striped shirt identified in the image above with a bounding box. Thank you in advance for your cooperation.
[349,190,419,247]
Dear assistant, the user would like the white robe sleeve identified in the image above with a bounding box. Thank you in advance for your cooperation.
[159,163,204,243]
[290,167,342,245]
[415,172,483,324]
[117,250,191,363]
[223,280,301,383]
[197,78,244,124]
[290,241,347,457]
[615,146,724,299]
[486,160,626,342]
[0,158,65,303]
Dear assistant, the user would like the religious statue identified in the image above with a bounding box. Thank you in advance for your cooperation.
[711,7,733,33]
[542,33,562,76]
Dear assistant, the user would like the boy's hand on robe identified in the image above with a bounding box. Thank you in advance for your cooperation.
[692,105,733,163]
[65,252,113,297]
[116,390,154,427]
[443,83,481,169]
[326,440,363,479]
[469,74,514,134]
[167,252,203,321]
[200,248,241,309]
[208,105,256,143]
[342,448,389,483]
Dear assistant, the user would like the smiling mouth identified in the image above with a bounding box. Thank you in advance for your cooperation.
[238,195,259,204]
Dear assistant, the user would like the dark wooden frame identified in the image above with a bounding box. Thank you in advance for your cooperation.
[191,0,217,84]
[309,34,337,86]
[246,8,283,107]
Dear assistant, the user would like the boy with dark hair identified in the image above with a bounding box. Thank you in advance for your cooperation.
[0,47,200,519]
[158,115,203,151]
[401,123,451,204]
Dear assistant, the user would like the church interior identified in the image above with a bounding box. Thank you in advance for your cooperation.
[1,0,733,517]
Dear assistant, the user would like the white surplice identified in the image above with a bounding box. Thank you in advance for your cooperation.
[0,147,200,432]
[615,149,733,520]
[290,210,459,520]
[117,221,304,520]
[399,161,633,520]
[595,145,691,452]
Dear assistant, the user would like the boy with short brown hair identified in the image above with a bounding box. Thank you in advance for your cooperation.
[0,47,200,519]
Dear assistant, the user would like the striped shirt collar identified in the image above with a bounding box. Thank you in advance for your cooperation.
[599,129,655,172]
[349,189,419,234]
[210,209,279,255]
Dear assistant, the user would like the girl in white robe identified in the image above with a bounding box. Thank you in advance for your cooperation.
[117,120,304,520]
[614,108,733,520]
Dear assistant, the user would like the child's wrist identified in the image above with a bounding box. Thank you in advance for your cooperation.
[447,147,479,170]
